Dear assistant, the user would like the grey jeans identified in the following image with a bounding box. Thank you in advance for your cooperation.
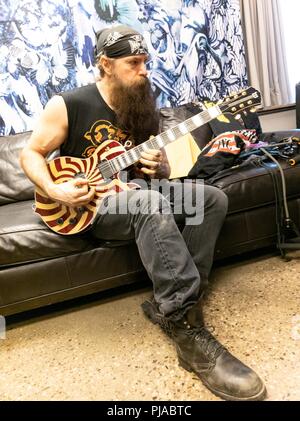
[91,181,228,321]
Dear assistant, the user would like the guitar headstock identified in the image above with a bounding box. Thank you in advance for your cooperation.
[219,87,262,118]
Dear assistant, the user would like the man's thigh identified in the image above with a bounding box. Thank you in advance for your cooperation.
[91,187,168,240]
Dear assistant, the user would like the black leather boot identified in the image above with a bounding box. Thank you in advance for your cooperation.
[142,298,266,401]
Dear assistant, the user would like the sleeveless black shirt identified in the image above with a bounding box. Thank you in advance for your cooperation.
[60,83,133,158]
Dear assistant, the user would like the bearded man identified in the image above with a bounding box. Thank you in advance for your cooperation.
[20,25,266,401]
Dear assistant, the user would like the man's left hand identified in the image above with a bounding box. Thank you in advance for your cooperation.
[138,148,163,178]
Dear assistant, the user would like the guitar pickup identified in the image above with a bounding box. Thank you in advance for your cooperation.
[74,172,86,179]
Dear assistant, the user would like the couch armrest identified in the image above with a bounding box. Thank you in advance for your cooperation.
[0,131,35,205]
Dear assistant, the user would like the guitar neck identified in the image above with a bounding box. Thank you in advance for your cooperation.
[105,104,222,177]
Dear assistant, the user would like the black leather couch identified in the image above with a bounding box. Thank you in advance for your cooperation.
[1,109,300,316]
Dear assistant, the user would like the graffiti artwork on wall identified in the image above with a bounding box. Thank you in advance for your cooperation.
[0,0,247,135]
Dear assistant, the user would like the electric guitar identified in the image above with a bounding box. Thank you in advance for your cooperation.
[34,86,261,235]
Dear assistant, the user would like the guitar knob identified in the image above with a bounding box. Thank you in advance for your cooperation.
[57,217,64,225]
[69,218,77,225]
[125,140,133,149]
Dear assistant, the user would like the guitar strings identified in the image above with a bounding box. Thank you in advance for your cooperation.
[98,109,213,178]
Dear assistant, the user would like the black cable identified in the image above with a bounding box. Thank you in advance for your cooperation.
[260,147,300,257]
[260,148,290,219]
[259,158,285,255]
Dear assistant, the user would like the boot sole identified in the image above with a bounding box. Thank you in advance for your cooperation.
[178,357,267,401]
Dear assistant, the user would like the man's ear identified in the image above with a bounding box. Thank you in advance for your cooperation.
[99,55,113,76]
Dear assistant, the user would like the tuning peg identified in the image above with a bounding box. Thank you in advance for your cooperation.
[243,111,248,116]
[250,107,257,113]
[235,114,241,120]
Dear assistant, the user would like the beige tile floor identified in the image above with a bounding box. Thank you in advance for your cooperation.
[1,251,300,401]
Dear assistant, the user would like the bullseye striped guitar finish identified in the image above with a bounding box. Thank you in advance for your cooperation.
[34,140,139,235]
[34,87,261,235]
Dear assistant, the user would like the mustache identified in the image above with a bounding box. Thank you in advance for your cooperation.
[115,76,151,96]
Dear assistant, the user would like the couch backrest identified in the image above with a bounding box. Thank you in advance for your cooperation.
[0,131,35,205]
[159,103,213,150]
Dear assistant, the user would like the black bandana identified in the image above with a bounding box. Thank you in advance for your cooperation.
[94,25,149,59]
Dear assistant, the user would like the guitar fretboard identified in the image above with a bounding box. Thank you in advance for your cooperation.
[100,104,222,178]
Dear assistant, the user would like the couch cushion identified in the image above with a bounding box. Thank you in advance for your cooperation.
[0,200,96,267]
[0,131,35,205]
[210,159,300,214]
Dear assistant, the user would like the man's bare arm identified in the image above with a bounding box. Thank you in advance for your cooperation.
[20,95,95,207]
[20,95,68,193]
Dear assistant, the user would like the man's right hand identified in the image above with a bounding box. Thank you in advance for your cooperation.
[46,178,95,207]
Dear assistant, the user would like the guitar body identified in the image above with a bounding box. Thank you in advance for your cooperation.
[34,140,139,235]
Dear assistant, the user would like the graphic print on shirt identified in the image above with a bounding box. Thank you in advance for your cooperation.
[204,133,243,157]
[82,119,133,158]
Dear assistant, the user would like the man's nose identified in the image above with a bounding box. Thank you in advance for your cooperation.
[139,63,148,77]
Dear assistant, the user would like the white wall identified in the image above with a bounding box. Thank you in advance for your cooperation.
[259,109,296,132]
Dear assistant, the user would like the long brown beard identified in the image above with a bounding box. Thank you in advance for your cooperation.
[110,75,159,145]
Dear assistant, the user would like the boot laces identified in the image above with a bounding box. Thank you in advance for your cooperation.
[161,316,225,361]
[189,326,225,361]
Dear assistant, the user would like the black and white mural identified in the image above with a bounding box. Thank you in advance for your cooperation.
[0,0,247,135]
